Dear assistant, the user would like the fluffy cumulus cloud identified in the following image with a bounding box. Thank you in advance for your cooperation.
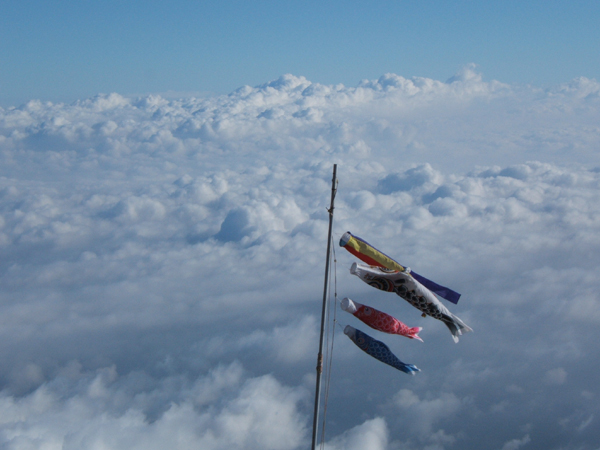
[1,69,600,449]
[323,418,389,450]
[501,434,531,450]
[0,363,307,450]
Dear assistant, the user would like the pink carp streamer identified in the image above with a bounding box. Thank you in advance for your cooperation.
[341,297,423,342]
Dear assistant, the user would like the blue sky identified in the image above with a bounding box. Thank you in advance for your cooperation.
[2,0,599,106]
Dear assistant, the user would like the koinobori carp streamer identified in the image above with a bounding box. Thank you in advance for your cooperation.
[341,297,423,342]
[343,325,420,375]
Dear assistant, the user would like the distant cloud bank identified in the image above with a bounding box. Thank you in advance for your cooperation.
[1,70,599,449]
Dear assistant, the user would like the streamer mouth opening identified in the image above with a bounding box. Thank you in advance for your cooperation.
[343,325,355,338]
[340,297,358,313]
[339,231,352,247]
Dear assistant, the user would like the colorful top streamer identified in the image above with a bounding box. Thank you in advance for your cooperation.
[341,297,423,342]
[344,325,420,375]
[339,231,461,304]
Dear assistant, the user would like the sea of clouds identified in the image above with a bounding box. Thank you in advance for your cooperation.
[1,66,599,449]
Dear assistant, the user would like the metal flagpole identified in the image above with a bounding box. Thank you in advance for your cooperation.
[311,164,337,450]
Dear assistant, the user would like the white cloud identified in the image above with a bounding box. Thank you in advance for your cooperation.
[236,316,318,364]
[501,434,531,450]
[577,415,594,432]
[393,389,463,440]
[1,70,600,449]
[323,417,388,450]
[543,368,567,386]
[0,363,307,450]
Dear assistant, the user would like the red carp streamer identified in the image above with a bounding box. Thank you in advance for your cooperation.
[341,297,423,342]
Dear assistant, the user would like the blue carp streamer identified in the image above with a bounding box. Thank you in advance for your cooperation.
[344,325,420,375]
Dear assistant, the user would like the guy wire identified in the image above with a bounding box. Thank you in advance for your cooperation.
[320,233,338,449]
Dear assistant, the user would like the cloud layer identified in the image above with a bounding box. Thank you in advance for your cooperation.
[1,69,600,449]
